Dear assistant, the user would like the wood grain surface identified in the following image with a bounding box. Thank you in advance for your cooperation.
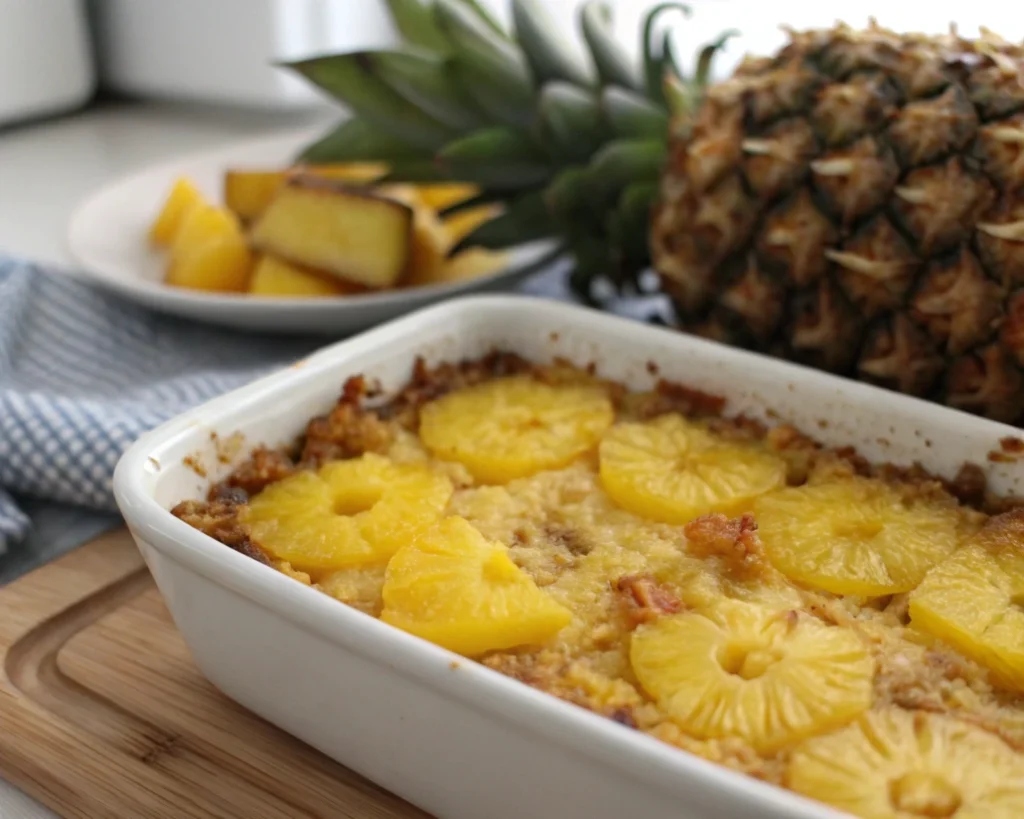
[0,528,428,819]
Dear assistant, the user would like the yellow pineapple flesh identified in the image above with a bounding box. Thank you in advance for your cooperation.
[909,509,1024,692]
[380,515,572,656]
[149,176,207,247]
[418,375,614,484]
[788,709,1024,818]
[599,414,787,524]
[240,453,452,575]
[755,477,960,596]
[630,599,874,752]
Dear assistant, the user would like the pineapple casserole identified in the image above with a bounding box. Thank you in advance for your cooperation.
[173,353,1024,817]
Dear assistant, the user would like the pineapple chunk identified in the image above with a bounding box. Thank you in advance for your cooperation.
[418,375,614,484]
[224,163,387,222]
[415,183,478,211]
[148,176,207,247]
[249,177,413,289]
[909,509,1024,691]
[380,515,572,656]
[223,170,288,223]
[248,255,359,298]
[599,414,787,524]
[239,453,452,575]
[443,203,502,245]
[630,599,874,752]
[755,477,960,596]
[165,204,253,292]
[789,710,1024,818]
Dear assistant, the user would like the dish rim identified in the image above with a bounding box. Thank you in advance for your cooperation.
[113,293,1023,819]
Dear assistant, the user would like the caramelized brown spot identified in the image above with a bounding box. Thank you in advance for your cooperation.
[614,574,682,627]
[890,159,996,255]
[218,447,295,497]
[912,249,1004,355]
[171,498,271,566]
[684,513,768,577]
[830,216,920,318]
[756,189,837,286]
[887,84,978,167]
[811,135,899,225]
[858,314,944,396]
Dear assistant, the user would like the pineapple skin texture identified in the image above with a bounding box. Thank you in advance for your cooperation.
[653,24,1024,424]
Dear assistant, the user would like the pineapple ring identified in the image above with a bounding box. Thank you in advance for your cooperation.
[380,515,572,657]
[755,477,960,597]
[630,599,874,753]
[240,453,452,575]
[788,710,1024,818]
[418,375,614,484]
[909,510,1024,692]
[598,414,787,524]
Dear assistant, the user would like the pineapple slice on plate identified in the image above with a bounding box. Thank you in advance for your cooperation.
[909,509,1024,692]
[248,255,361,298]
[165,204,253,292]
[755,477,960,596]
[788,709,1024,818]
[380,516,572,657]
[149,176,206,247]
[630,599,874,752]
[599,414,787,524]
[240,453,452,575]
[418,375,614,484]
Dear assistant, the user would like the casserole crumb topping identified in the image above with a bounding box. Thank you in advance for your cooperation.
[172,352,1024,817]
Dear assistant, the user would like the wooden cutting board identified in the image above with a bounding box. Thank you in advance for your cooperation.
[0,527,428,819]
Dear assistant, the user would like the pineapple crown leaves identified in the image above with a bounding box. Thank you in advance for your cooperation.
[279,0,737,302]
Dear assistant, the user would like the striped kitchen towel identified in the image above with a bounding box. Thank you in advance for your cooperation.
[0,257,319,553]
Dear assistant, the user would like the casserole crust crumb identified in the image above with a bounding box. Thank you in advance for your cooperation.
[172,352,1024,816]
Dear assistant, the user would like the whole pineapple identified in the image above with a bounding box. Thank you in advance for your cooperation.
[282,1,1024,423]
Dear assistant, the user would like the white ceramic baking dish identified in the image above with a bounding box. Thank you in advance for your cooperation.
[113,294,1024,819]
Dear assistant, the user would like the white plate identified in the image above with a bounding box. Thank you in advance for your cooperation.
[65,127,556,335]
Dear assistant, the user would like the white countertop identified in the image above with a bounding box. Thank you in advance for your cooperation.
[0,98,337,819]
[0,99,334,266]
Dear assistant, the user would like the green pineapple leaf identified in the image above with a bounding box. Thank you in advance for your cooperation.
[536,82,604,162]
[579,1,642,92]
[601,86,669,139]
[437,127,551,188]
[512,0,593,87]
[296,118,429,163]
[383,0,451,53]
[368,49,487,132]
[283,54,453,150]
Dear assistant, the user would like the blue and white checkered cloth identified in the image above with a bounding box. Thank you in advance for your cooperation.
[0,257,320,553]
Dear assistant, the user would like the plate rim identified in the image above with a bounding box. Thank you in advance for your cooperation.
[64,126,556,314]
